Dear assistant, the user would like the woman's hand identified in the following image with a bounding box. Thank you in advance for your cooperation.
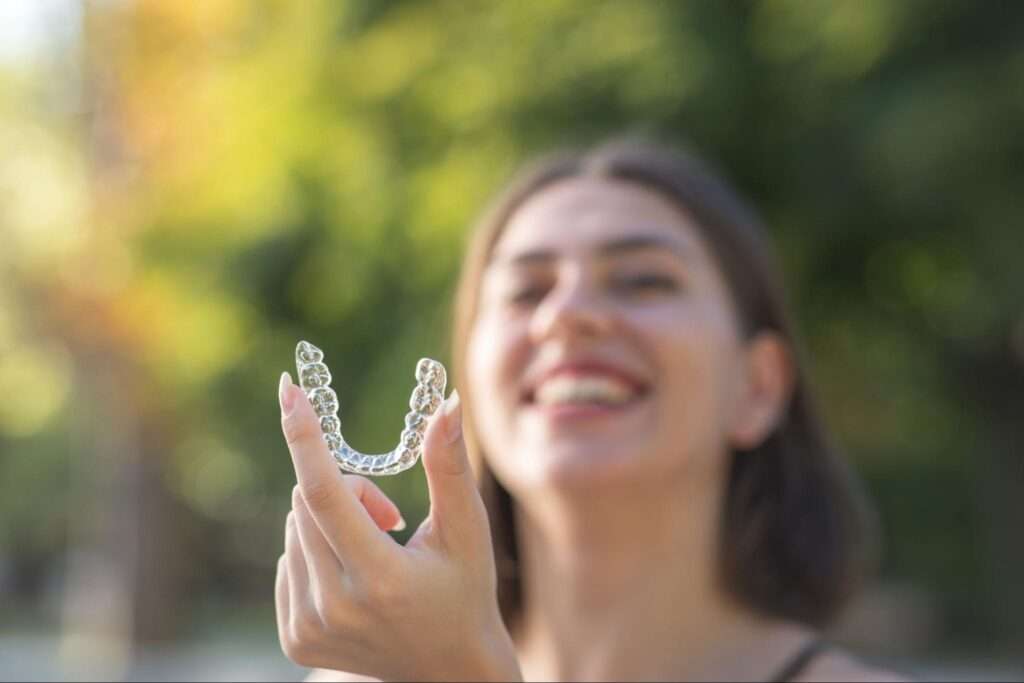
[274,373,521,682]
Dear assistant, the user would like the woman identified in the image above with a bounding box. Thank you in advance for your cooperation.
[274,139,905,681]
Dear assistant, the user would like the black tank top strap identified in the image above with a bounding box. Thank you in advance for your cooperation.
[766,636,829,683]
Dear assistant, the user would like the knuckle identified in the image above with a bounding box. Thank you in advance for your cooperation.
[319,599,352,632]
[291,484,303,509]
[281,411,317,447]
[281,632,312,666]
[292,608,323,646]
[360,574,406,611]
[281,619,306,659]
[346,577,374,607]
[301,479,336,513]
[344,474,369,494]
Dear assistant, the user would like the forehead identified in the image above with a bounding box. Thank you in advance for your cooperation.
[491,176,704,262]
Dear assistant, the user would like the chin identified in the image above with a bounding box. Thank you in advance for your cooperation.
[520,438,660,493]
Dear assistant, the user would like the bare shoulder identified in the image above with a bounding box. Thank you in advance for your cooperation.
[305,669,380,683]
[796,649,911,683]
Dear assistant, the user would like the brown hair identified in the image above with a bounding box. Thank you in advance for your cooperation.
[451,138,875,630]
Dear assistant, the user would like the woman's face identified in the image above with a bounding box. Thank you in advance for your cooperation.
[466,177,756,495]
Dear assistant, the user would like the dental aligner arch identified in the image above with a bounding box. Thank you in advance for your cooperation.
[294,341,446,476]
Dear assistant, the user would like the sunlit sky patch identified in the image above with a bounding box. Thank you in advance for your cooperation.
[0,0,81,64]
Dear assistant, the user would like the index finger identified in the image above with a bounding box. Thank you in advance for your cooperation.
[279,372,395,569]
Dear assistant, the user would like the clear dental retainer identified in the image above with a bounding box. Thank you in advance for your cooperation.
[294,340,447,476]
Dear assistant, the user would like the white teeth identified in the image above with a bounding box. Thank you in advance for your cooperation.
[534,375,636,406]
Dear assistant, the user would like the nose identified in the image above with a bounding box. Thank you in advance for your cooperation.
[528,268,614,343]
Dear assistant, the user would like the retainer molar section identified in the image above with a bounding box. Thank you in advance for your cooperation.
[308,387,339,416]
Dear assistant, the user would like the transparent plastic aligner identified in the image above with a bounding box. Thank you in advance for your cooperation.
[294,341,446,476]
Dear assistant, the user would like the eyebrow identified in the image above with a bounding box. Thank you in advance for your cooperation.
[494,233,691,267]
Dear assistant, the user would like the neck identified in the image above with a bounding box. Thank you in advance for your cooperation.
[511,471,806,681]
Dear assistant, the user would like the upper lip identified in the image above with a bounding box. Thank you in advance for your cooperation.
[522,358,651,403]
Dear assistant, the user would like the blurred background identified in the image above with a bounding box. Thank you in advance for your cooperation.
[1,0,1022,680]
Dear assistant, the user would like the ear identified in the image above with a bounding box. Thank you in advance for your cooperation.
[727,331,795,451]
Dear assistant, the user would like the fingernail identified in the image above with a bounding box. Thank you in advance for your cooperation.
[279,372,295,415]
[391,516,407,532]
[443,389,462,444]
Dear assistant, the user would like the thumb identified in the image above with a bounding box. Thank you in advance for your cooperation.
[421,389,488,553]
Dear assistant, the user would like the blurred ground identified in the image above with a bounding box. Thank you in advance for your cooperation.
[0,631,1021,682]
[0,632,303,682]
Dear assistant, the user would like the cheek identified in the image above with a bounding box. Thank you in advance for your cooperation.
[466,314,529,436]
[643,302,742,451]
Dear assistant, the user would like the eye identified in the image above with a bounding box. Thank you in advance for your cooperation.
[611,272,680,295]
[506,283,550,306]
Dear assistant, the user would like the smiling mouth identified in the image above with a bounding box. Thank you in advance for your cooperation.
[522,373,651,412]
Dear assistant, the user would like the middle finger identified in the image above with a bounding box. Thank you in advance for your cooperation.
[285,511,311,620]
[292,485,347,592]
